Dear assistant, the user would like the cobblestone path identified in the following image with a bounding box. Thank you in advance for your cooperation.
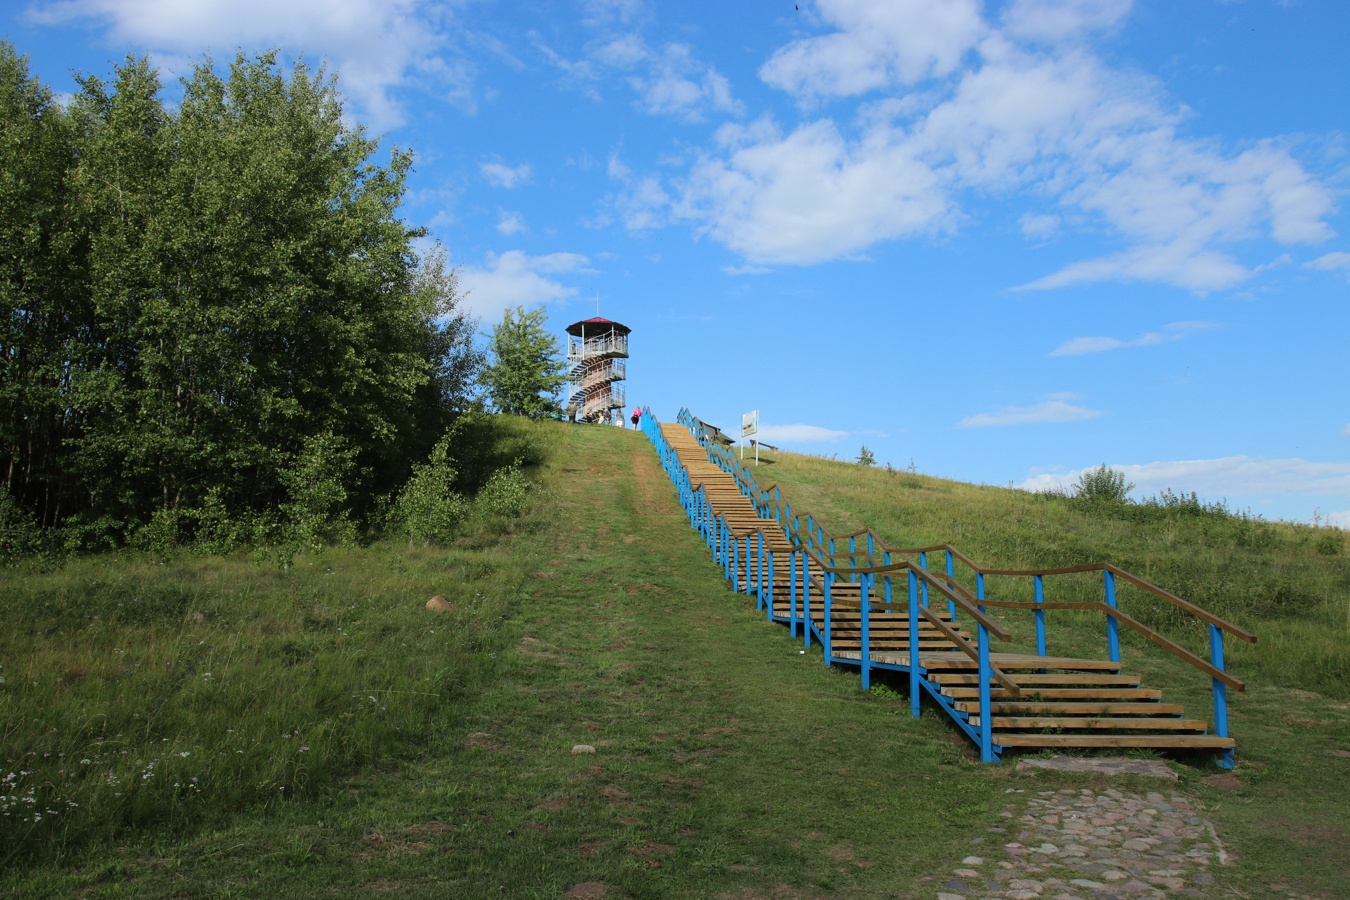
[936,787,1228,900]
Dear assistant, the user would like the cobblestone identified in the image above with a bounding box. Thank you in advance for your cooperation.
[935,785,1231,898]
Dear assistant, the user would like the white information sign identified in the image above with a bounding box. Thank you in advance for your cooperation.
[741,410,759,463]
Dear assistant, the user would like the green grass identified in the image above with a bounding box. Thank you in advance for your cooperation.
[744,446,1350,897]
[2,419,1347,897]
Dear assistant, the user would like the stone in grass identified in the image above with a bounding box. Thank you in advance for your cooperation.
[572,744,597,755]
[425,595,455,611]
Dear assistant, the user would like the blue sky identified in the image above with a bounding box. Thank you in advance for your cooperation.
[7,0,1349,526]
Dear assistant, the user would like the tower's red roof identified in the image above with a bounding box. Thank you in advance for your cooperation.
[566,317,631,336]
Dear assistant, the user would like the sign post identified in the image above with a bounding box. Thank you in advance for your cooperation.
[741,410,760,465]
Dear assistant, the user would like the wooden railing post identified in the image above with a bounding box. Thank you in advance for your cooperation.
[1104,569,1121,664]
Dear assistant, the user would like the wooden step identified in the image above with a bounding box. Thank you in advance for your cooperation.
[952,701,1185,716]
[941,687,1164,701]
[930,673,1141,687]
[970,717,1208,731]
[920,654,1123,673]
[994,734,1235,749]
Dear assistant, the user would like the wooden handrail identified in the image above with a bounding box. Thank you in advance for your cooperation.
[872,541,1256,643]
[919,607,1021,695]
[961,598,1246,690]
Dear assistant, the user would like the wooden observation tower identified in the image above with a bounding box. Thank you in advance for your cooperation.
[565,317,630,423]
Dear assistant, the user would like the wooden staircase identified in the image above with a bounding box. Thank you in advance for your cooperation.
[652,417,1241,763]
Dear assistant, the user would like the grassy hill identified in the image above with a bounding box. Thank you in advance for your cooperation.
[2,417,1347,897]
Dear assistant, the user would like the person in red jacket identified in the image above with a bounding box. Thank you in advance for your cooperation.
[630,407,642,429]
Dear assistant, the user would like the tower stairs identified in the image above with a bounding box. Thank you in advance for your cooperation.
[639,409,1254,767]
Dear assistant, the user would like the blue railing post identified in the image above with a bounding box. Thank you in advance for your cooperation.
[945,550,957,620]
[731,531,739,592]
[907,569,920,718]
[1034,574,1047,657]
[767,549,775,622]
[919,550,930,607]
[848,535,856,583]
[976,572,986,615]
[790,551,799,638]
[1209,624,1234,768]
[1103,569,1120,664]
[860,573,871,691]
[978,623,993,763]
[758,532,766,608]
[802,555,812,650]
[823,571,834,666]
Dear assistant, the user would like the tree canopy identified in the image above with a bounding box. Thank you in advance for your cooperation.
[479,306,567,419]
[0,43,480,549]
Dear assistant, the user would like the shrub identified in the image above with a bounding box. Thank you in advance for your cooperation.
[1072,464,1134,505]
[477,463,532,519]
[391,433,468,544]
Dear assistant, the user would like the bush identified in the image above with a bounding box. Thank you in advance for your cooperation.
[391,433,468,545]
[477,463,532,519]
[1072,464,1134,505]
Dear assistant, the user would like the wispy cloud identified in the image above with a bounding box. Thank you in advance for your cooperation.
[1328,510,1350,530]
[1308,251,1350,282]
[758,423,849,443]
[652,0,1333,288]
[26,0,474,129]
[960,399,1102,428]
[1050,321,1215,357]
[480,160,533,188]
[1019,456,1350,500]
[457,250,593,322]
[495,210,526,236]
[1342,423,1350,439]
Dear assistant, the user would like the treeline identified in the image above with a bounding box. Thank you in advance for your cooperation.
[0,43,492,555]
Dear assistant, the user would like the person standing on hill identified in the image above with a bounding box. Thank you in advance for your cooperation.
[630,407,642,429]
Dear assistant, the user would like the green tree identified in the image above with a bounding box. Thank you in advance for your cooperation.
[480,306,566,418]
[856,445,876,466]
[0,43,482,548]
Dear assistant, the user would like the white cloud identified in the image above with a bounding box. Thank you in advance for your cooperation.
[758,423,849,444]
[960,400,1102,428]
[495,210,526,236]
[1342,423,1350,438]
[1019,456,1350,500]
[543,30,740,123]
[1000,0,1133,44]
[1328,511,1350,530]
[760,0,986,99]
[1049,320,1214,357]
[1020,211,1060,239]
[661,1,1334,288]
[480,160,533,188]
[27,0,469,129]
[457,250,593,322]
[674,117,951,265]
[1308,251,1350,281]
